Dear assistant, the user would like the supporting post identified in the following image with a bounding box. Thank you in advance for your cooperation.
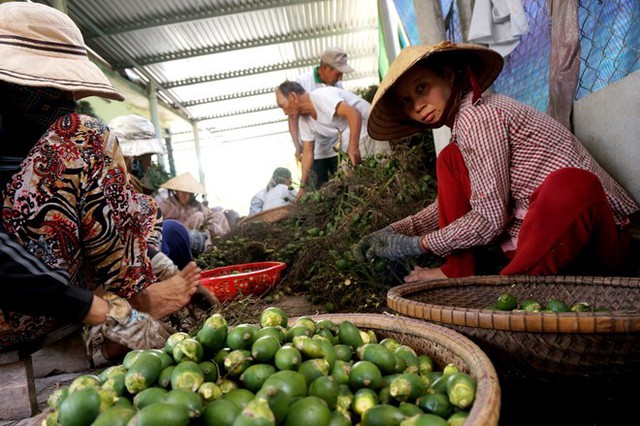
[164,128,176,177]
[378,0,401,63]
[413,0,450,155]
[148,81,167,171]
[192,121,207,202]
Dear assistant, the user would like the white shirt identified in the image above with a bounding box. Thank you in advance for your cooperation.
[299,86,371,152]
[262,184,298,211]
[296,70,345,159]
[249,188,266,216]
[296,69,345,93]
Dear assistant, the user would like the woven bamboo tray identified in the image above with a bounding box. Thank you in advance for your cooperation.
[387,275,640,385]
[292,313,501,426]
[237,205,292,226]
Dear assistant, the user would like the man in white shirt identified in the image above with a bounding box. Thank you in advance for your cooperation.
[275,81,390,191]
[289,47,353,162]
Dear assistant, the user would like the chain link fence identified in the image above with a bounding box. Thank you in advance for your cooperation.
[577,0,640,99]
[437,0,639,111]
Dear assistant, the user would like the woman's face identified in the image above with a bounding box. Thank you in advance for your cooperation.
[393,65,453,127]
[176,190,193,206]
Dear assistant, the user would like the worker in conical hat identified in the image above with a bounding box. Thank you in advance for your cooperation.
[159,173,230,253]
[354,41,637,281]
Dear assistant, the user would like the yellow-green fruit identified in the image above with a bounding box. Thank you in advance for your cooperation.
[349,361,382,391]
[172,338,204,363]
[308,375,339,410]
[129,402,190,426]
[352,388,378,417]
[91,406,136,426]
[284,396,331,426]
[164,388,204,418]
[223,388,256,411]
[252,335,281,363]
[234,396,276,426]
[338,321,363,349]
[57,387,101,426]
[260,307,289,328]
[240,364,277,393]
[124,352,163,394]
[133,387,168,409]
[362,404,405,426]
[495,292,517,311]
[202,399,240,426]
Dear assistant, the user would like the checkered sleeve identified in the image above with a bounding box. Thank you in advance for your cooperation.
[390,201,439,236]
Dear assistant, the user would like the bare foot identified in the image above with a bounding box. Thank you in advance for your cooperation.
[404,266,448,283]
[101,339,129,361]
[131,261,201,319]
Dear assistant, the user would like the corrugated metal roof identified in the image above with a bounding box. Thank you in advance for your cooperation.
[36,0,381,144]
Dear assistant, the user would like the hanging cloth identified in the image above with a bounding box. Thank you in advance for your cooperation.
[546,0,580,131]
[467,0,530,57]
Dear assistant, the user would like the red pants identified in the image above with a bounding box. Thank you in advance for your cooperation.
[436,143,630,277]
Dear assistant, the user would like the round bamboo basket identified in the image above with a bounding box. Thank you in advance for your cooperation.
[237,205,292,226]
[387,275,640,384]
[292,313,501,426]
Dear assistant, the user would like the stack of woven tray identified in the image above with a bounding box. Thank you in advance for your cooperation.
[387,275,640,385]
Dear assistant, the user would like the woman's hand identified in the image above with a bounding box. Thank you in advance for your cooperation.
[82,295,109,326]
[404,266,447,283]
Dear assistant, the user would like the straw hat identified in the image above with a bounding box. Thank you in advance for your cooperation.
[0,2,123,101]
[108,115,164,157]
[368,41,503,140]
[161,173,207,195]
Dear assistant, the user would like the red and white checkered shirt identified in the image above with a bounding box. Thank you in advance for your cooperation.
[391,93,639,256]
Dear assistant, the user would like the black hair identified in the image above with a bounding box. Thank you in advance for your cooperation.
[278,81,306,96]
[416,54,474,94]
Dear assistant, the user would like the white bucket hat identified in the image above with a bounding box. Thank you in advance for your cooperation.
[108,115,164,157]
[161,173,207,195]
[0,2,124,101]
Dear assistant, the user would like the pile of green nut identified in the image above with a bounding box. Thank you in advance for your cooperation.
[45,307,478,426]
[485,292,610,313]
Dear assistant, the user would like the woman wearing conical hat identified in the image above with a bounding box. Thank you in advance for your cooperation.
[0,2,200,354]
[354,42,637,280]
[159,172,231,252]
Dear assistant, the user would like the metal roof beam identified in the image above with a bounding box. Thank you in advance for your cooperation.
[183,87,276,107]
[182,70,377,107]
[66,2,193,120]
[113,26,377,69]
[83,0,319,38]
[207,118,288,133]
[193,105,280,122]
[164,50,375,89]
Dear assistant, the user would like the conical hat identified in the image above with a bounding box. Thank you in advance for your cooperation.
[368,41,503,140]
[160,172,207,195]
